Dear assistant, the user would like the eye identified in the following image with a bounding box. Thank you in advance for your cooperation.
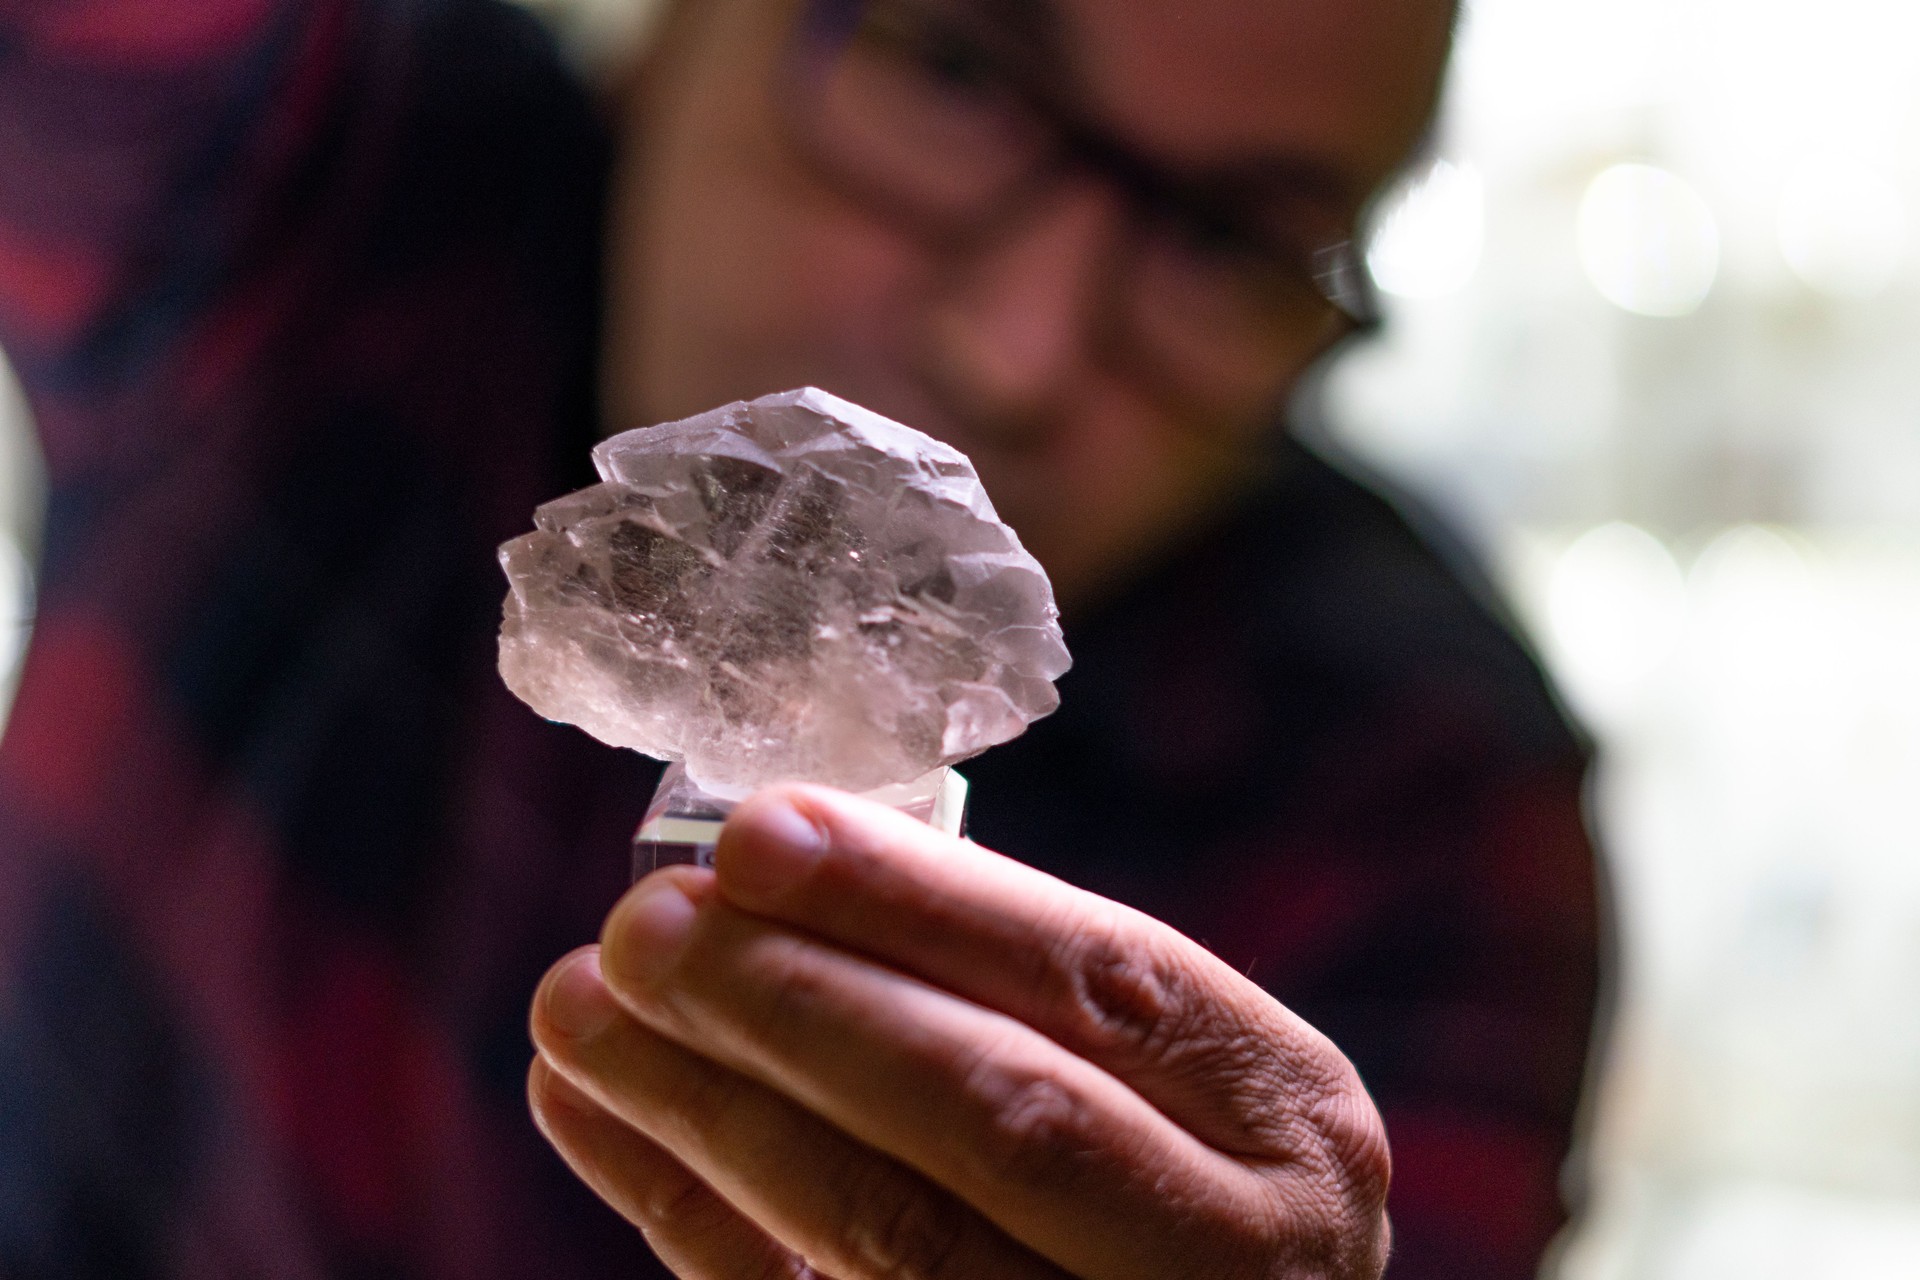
[1155,205,1338,319]
[1175,205,1278,269]
[920,31,999,91]
[856,0,1014,99]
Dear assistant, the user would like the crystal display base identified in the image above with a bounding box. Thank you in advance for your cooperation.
[632,763,970,877]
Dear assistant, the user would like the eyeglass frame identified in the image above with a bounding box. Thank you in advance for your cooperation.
[773,0,1385,373]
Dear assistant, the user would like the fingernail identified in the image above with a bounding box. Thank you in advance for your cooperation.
[544,950,619,1042]
[720,793,828,895]
[604,872,700,982]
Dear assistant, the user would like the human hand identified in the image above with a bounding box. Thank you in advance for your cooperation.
[527,784,1391,1280]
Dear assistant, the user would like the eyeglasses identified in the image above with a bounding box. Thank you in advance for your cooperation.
[779,0,1382,414]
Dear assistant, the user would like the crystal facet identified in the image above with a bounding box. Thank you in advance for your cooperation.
[498,388,1071,796]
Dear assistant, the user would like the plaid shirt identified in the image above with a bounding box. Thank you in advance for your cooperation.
[0,1,1605,1276]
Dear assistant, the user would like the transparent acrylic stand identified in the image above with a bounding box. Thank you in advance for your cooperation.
[632,762,970,878]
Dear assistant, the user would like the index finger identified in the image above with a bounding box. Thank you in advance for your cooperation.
[710,784,1378,1175]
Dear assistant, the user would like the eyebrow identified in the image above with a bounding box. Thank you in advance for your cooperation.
[955,0,1369,216]
[938,0,1069,93]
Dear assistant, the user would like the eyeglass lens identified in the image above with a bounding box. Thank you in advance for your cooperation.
[788,0,1371,406]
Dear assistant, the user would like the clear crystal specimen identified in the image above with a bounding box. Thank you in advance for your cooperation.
[631,762,970,877]
[498,388,1071,797]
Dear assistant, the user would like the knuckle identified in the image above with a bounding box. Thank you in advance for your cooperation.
[637,1159,736,1241]
[640,1178,819,1280]
[835,1172,969,1280]
[1255,1181,1377,1280]
[962,1054,1097,1191]
[1249,1080,1391,1280]
[1052,909,1192,1062]
[1314,1086,1393,1213]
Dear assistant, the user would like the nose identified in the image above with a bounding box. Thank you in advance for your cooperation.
[914,176,1126,439]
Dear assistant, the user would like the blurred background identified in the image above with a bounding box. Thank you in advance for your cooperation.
[1324,2,1920,1277]
[0,356,36,733]
[3,0,1916,1274]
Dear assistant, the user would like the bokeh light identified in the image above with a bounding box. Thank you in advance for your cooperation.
[1365,158,1486,299]
[1656,1182,1920,1280]
[1578,163,1721,317]
[0,352,35,733]
[1545,522,1687,724]
[1265,0,1920,1274]
[1776,157,1908,299]
[0,530,27,719]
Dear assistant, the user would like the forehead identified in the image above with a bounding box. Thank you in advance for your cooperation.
[1051,0,1454,203]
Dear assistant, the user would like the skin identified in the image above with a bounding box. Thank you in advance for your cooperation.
[604,0,1454,609]
[532,788,1394,1279]
[537,1,1457,1274]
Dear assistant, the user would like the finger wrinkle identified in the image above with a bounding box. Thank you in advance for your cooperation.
[636,1145,742,1240]
[1060,921,1186,1064]
[1306,1086,1393,1211]
[951,1038,1104,1195]
[839,1170,970,1280]
[531,1055,786,1269]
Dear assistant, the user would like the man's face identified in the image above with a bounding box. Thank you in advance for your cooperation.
[604,0,1453,607]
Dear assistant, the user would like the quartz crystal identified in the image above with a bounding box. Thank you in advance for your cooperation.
[498,388,1071,797]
